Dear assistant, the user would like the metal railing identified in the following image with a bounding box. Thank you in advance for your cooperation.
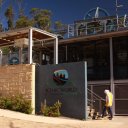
[67,15,128,38]
[0,51,28,66]
[87,88,105,114]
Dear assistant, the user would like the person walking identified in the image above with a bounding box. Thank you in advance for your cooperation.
[102,89,113,120]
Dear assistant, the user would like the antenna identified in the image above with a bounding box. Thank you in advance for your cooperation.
[116,0,123,28]
[95,7,99,18]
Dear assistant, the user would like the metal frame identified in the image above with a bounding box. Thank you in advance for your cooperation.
[109,37,115,115]
[68,16,128,38]
[0,27,58,65]
[28,27,58,64]
[87,37,128,115]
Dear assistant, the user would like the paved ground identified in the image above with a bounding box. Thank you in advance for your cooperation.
[0,109,128,128]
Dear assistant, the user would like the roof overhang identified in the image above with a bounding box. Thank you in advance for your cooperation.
[0,27,58,47]
[59,28,128,45]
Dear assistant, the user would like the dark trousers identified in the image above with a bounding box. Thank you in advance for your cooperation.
[102,106,113,118]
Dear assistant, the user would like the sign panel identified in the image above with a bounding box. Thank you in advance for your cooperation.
[35,62,87,120]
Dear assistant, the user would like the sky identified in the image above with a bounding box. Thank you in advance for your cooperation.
[2,0,128,26]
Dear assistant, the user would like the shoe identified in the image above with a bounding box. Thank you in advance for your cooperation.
[108,117,112,120]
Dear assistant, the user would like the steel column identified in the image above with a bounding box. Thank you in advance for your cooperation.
[54,37,58,64]
[28,28,33,64]
[39,50,42,65]
[109,37,115,115]
[19,47,22,64]
[0,49,2,65]
[65,45,68,62]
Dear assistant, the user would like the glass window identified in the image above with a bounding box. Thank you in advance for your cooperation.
[115,100,128,114]
[83,40,110,80]
[59,39,110,81]
[113,36,128,79]
[115,84,128,99]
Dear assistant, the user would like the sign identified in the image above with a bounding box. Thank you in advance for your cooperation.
[35,62,87,120]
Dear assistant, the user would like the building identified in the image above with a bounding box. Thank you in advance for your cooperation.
[0,27,59,114]
[56,15,128,115]
[0,13,128,116]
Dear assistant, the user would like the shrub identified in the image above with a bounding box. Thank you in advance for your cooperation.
[0,95,33,114]
[41,100,62,117]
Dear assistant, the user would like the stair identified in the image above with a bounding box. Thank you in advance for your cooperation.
[87,106,101,120]
[87,88,105,120]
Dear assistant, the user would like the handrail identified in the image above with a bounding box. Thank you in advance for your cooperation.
[87,88,105,115]
[87,88,105,101]
[67,15,128,38]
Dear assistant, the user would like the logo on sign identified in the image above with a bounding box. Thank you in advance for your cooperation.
[53,69,68,85]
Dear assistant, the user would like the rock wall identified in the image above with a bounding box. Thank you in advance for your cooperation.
[0,64,35,113]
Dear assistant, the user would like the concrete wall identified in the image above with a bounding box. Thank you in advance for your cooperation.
[36,62,87,120]
[0,64,35,113]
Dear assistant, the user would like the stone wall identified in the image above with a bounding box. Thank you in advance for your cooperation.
[0,64,35,113]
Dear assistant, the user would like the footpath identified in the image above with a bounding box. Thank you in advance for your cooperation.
[0,109,128,128]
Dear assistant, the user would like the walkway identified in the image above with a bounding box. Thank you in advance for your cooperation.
[0,109,128,128]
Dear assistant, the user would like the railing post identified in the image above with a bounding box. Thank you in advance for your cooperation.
[99,99,102,114]
[85,23,88,35]
[104,20,107,33]
[91,85,93,109]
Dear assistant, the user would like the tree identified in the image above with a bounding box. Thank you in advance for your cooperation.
[15,0,24,17]
[54,21,68,36]
[0,0,4,31]
[15,15,33,28]
[15,0,33,28]
[30,8,52,31]
[0,0,3,8]
[5,5,14,30]
[0,23,2,31]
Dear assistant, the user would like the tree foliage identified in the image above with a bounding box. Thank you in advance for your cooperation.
[0,1,67,35]
[15,15,33,28]
[16,0,24,17]
[5,5,14,30]
[30,8,52,31]
[0,0,4,30]
[54,21,68,36]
